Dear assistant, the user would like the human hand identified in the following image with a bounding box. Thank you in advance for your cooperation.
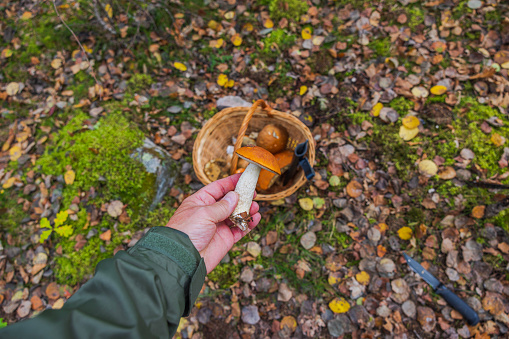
[166,174,260,273]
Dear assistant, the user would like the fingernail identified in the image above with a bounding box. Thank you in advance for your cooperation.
[223,191,238,207]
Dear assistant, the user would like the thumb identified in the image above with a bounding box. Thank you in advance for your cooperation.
[203,191,239,223]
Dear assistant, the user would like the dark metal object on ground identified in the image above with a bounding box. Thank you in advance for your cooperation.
[282,140,315,186]
[403,253,479,326]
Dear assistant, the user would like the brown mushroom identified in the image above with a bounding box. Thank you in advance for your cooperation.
[256,124,289,154]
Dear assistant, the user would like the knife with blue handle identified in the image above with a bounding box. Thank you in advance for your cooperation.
[403,253,479,326]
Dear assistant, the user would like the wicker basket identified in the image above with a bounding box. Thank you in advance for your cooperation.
[193,99,315,201]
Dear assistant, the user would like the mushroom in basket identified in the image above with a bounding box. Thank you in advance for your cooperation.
[230,146,281,231]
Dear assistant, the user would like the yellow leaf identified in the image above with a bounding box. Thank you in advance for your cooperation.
[231,34,242,47]
[21,11,33,20]
[208,20,219,30]
[418,159,438,176]
[371,102,383,117]
[399,125,419,141]
[2,177,16,189]
[83,45,93,54]
[173,62,187,71]
[328,273,341,285]
[356,271,370,285]
[64,170,76,185]
[402,116,420,129]
[2,48,13,58]
[411,86,429,98]
[280,316,297,332]
[491,133,506,147]
[302,27,312,40]
[398,226,413,240]
[51,58,63,69]
[9,145,22,162]
[329,298,350,314]
[502,61,509,69]
[217,74,228,87]
[215,38,224,48]
[224,11,235,20]
[298,197,314,211]
[243,23,254,32]
[6,82,20,96]
[300,85,308,96]
[264,18,274,28]
[430,85,447,95]
[105,4,113,18]
[226,79,235,88]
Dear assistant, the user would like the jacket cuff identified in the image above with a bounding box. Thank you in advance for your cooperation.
[127,227,206,316]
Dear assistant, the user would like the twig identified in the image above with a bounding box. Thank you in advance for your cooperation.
[51,0,101,87]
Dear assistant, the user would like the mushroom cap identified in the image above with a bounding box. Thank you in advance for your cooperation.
[256,124,289,154]
[257,150,294,191]
[236,146,281,175]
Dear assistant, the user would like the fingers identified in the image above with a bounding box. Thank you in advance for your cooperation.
[202,191,239,223]
[193,174,242,205]
[231,212,261,243]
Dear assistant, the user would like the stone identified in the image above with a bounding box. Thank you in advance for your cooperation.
[246,242,261,257]
[456,169,472,181]
[131,139,179,210]
[367,228,381,243]
[348,305,374,327]
[417,306,436,332]
[462,239,482,262]
[197,307,212,324]
[328,315,355,337]
[300,232,317,250]
[167,106,182,114]
[278,283,293,302]
[240,267,254,283]
[241,305,260,325]
[377,258,396,277]
[376,305,391,318]
[402,300,416,318]
[460,148,475,160]
[216,96,251,110]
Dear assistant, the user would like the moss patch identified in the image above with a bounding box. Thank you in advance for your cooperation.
[268,0,308,22]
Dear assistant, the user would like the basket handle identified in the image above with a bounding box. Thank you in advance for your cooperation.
[230,99,275,174]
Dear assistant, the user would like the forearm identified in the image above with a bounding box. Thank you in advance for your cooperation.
[0,227,206,339]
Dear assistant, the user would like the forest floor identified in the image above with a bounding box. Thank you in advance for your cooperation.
[1,0,509,338]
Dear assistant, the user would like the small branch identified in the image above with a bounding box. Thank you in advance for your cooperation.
[52,0,101,87]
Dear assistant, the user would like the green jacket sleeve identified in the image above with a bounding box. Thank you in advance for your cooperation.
[0,227,207,339]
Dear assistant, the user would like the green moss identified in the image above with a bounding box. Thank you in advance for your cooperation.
[426,95,447,104]
[406,6,424,29]
[207,262,240,289]
[268,0,308,22]
[0,194,27,234]
[37,111,151,208]
[491,209,509,233]
[368,37,392,58]
[261,29,296,58]
[390,97,414,116]
[127,73,154,93]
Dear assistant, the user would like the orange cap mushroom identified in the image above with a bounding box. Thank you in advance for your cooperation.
[257,150,294,191]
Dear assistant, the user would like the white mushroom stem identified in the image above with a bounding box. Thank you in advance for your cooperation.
[230,163,260,231]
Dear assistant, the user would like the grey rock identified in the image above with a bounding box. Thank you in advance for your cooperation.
[484,278,504,292]
[460,148,475,160]
[456,169,472,181]
[216,96,251,110]
[2,301,20,314]
[300,232,317,250]
[167,106,182,114]
[377,258,396,277]
[220,253,230,264]
[131,139,179,210]
[349,305,374,327]
[240,267,254,283]
[376,305,391,318]
[197,307,212,324]
[5,247,20,258]
[462,240,482,262]
[241,305,260,325]
[328,315,355,337]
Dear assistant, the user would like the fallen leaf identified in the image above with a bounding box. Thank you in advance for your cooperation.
[402,116,420,129]
[55,225,73,237]
[64,170,75,185]
[46,282,60,300]
[6,82,20,96]
[107,200,124,217]
[491,133,506,147]
[398,227,413,240]
[217,74,228,87]
[399,126,419,141]
[21,11,33,20]
[300,85,308,95]
[9,145,22,161]
[472,205,485,219]
[371,103,383,117]
[430,85,447,95]
[51,58,63,69]
[243,23,253,32]
[329,298,350,313]
[280,316,297,332]
[302,27,312,40]
[299,197,314,211]
[356,271,370,285]
[264,18,274,28]
[438,166,456,180]
[100,229,111,241]
[377,245,387,257]
[173,62,187,71]
[231,34,242,46]
[346,180,363,198]
[419,160,438,176]
[2,177,16,189]
[105,4,113,18]
[411,86,429,98]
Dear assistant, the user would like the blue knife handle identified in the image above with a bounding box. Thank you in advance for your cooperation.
[435,285,479,325]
